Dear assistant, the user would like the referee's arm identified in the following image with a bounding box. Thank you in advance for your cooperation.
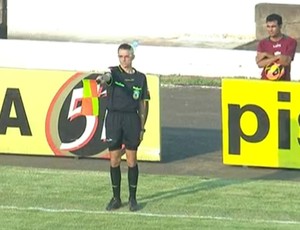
[139,100,149,131]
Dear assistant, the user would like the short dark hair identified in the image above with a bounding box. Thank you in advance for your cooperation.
[266,13,282,26]
[118,43,134,53]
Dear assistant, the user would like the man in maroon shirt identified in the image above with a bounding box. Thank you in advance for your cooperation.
[256,13,297,81]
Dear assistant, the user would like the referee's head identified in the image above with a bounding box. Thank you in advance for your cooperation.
[118,43,134,57]
[118,43,135,68]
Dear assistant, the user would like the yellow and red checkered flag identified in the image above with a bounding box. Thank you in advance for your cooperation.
[81,79,99,116]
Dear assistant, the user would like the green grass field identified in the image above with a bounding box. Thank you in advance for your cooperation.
[1,166,300,230]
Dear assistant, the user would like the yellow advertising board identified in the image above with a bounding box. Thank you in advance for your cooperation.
[0,68,161,161]
[222,78,300,169]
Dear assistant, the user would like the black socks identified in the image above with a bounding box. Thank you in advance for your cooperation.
[128,164,139,199]
[110,166,121,199]
[110,164,139,200]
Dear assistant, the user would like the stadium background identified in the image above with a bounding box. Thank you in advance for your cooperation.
[1,0,300,79]
[1,0,300,174]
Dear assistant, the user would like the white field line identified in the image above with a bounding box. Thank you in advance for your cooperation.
[1,205,300,225]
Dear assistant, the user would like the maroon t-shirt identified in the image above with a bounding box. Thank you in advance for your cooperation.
[257,35,297,81]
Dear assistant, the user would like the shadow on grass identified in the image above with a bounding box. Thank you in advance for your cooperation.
[138,178,239,209]
[137,168,300,210]
[161,127,222,163]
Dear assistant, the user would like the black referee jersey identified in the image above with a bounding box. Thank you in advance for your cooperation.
[106,66,150,112]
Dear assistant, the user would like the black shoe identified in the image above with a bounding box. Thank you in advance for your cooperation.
[106,197,122,211]
[129,197,139,212]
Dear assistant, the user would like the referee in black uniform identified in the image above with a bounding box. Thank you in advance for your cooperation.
[97,43,150,211]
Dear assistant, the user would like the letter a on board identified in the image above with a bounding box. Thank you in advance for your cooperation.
[0,88,32,135]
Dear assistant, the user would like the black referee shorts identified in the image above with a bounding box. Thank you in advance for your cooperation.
[105,110,141,151]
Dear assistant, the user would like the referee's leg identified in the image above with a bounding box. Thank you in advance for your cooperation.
[105,149,123,211]
[126,149,139,211]
[124,112,141,211]
[105,111,123,211]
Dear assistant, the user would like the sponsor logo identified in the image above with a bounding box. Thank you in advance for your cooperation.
[45,73,109,157]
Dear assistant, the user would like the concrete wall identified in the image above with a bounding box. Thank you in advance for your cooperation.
[0,0,7,38]
[255,3,300,40]
[1,39,300,80]
[0,0,2,24]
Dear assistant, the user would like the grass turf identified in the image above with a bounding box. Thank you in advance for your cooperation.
[1,166,300,229]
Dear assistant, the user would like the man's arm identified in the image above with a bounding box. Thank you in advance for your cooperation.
[138,100,149,141]
[256,52,271,63]
[96,72,112,85]
[256,52,279,68]
[276,55,292,66]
